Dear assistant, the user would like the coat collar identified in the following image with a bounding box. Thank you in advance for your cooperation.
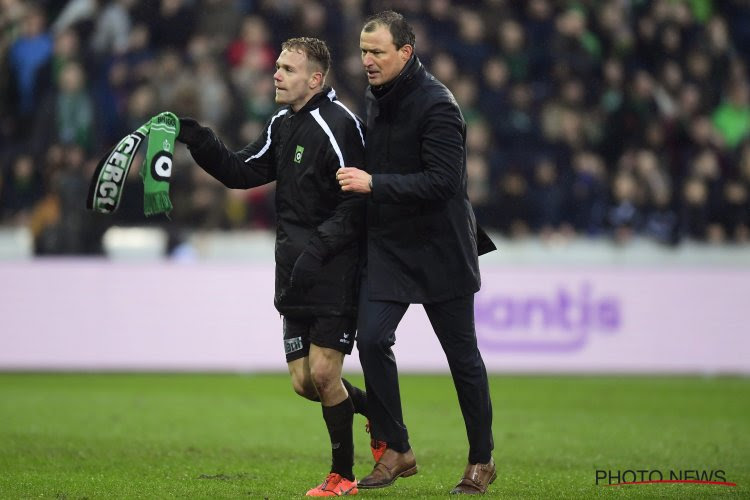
[293,86,335,114]
[368,56,424,106]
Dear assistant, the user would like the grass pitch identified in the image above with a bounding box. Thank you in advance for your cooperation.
[0,374,748,499]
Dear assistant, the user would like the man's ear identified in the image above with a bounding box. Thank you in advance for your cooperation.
[399,44,413,62]
[309,71,324,89]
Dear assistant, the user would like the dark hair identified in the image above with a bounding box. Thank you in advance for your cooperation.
[281,37,331,77]
[363,10,416,49]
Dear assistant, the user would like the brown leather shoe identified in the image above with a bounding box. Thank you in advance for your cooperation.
[357,448,418,489]
[450,458,496,494]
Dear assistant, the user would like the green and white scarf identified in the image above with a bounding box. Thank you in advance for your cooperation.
[86,111,180,216]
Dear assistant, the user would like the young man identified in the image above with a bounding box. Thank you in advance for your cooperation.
[337,11,497,495]
[176,37,366,497]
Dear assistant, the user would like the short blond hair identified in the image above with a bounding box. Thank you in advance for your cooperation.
[281,37,331,78]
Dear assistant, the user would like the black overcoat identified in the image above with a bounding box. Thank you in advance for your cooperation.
[365,57,495,304]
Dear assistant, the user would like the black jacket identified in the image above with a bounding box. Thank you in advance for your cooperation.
[186,88,366,317]
[365,57,495,303]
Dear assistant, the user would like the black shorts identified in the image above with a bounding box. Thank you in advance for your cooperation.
[282,315,357,362]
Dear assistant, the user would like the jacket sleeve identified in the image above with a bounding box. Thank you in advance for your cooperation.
[185,115,279,189]
[371,100,464,203]
[306,114,367,259]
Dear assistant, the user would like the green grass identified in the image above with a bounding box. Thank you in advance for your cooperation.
[0,374,748,499]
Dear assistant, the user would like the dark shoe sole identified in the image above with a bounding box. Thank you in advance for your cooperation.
[357,465,418,489]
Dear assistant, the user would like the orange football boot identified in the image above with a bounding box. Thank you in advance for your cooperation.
[306,473,358,496]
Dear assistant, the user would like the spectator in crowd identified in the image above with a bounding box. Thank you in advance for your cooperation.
[90,0,133,56]
[720,178,749,242]
[1,152,42,224]
[143,0,195,51]
[450,8,490,75]
[608,169,642,245]
[7,6,52,134]
[33,60,95,151]
[226,15,275,71]
[568,150,608,236]
[529,156,567,237]
[494,168,533,238]
[712,78,750,149]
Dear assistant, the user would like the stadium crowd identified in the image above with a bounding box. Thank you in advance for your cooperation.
[1,0,750,254]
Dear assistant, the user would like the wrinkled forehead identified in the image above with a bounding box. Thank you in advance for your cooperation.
[360,24,396,50]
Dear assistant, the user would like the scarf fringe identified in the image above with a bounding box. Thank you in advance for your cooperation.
[143,191,173,217]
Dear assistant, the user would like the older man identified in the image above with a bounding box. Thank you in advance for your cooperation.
[337,10,497,496]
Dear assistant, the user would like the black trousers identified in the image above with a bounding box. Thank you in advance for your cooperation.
[356,278,494,464]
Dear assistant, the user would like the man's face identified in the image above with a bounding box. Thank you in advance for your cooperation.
[274,49,318,111]
[360,25,410,86]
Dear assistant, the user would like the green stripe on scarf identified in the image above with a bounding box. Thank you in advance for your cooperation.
[86,111,180,217]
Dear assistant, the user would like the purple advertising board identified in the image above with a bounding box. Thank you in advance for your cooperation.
[1,261,748,373]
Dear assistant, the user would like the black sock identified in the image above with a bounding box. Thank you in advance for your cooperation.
[341,378,367,417]
[322,398,355,481]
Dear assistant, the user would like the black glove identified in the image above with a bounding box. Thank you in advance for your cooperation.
[287,250,323,296]
[176,117,206,147]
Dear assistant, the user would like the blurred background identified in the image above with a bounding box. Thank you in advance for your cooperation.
[1,0,750,254]
[0,0,749,373]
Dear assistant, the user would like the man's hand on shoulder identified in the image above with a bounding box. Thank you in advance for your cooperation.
[337,167,372,194]
[176,117,208,147]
